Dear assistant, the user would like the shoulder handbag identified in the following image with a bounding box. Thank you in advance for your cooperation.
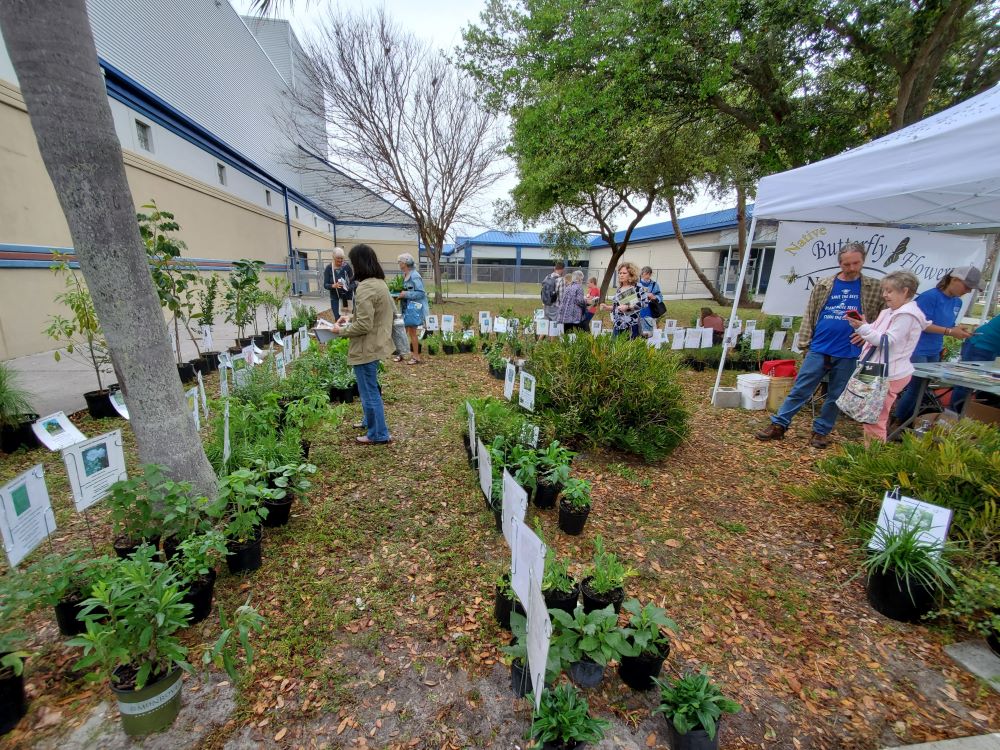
[835,334,890,424]
[644,282,666,318]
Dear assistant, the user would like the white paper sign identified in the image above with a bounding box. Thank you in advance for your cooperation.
[525,570,552,712]
[110,391,129,420]
[479,311,492,334]
[700,328,713,348]
[477,438,492,502]
[32,412,86,451]
[568,332,577,343]
[519,372,536,412]
[197,371,210,419]
[536,319,550,337]
[426,314,439,331]
[231,354,249,387]
[534,309,545,320]
[62,430,127,513]
[781,316,793,329]
[186,387,200,430]
[684,328,702,349]
[501,469,529,546]
[765,221,987,317]
[724,330,739,347]
[504,362,517,401]
[494,317,508,334]
[276,351,286,379]
[0,465,56,567]
[219,359,230,398]
[241,344,256,367]
[273,332,284,348]
[466,401,477,458]
[745,320,758,331]
[462,329,474,341]
[279,298,294,329]
[729,319,742,332]
[770,331,787,351]
[663,319,678,331]
[671,330,686,350]
[870,491,953,557]
[510,519,546,612]
[791,332,802,353]
[298,326,309,353]
[441,315,455,333]
[750,329,766,350]
[201,324,214,352]
[590,319,602,336]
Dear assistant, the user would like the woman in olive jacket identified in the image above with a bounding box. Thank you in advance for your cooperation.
[331,244,395,444]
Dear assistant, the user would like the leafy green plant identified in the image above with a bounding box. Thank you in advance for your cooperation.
[387,274,405,294]
[27,550,115,607]
[536,440,574,487]
[497,570,515,600]
[425,335,441,355]
[508,444,539,492]
[159,481,221,544]
[500,611,562,681]
[1,571,40,676]
[173,530,228,586]
[621,598,677,657]
[560,477,592,510]
[0,362,34,427]
[225,259,264,338]
[260,276,291,331]
[254,459,316,501]
[529,684,609,746]
[218,469,273,543]
[460,313,475,331]
[485,341,507,370]
[196,273,220,328]
[550,604,631,667]
[586,535,636,595]
[935,561,1000,637]
[861,522,956,603]
[542,550,576,595]
[45,254,113,391]
[107,465,186,544]
[653,670,741,740]
[283,392,338,432]
[528,335,690,460]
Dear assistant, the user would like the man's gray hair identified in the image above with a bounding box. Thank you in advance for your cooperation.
[397,252,416,268]
[333,247,346,259]
[838,242,866,261]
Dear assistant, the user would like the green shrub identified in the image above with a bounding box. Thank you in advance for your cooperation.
[527,336,689,460]
[800,421,1000,558]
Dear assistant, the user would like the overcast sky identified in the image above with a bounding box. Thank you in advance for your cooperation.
[232,0,728,238]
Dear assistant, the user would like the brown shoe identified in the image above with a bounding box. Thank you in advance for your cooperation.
[809,432,832,448]
[756,423,786,441]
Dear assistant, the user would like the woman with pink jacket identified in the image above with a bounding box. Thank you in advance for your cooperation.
[845,270,929,443]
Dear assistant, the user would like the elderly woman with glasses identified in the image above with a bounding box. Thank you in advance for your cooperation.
[396,252,427,365]
[323,247,355,319]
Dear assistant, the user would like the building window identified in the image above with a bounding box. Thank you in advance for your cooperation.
[135,120,153,152]
[265,189,272,206]
[216,163,227,185]
[294,206,299,219]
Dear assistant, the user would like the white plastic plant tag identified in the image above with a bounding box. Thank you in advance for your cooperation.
[504,362,517,401]
[0,465,57,567]
[501,469,528,546]
[477,438,492,503]
[770,331,787,351]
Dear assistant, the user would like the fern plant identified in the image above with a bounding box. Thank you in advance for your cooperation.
[0,362,34,427]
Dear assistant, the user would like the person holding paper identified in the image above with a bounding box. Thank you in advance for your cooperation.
[323,247,355,319]
[395,253,427,365]
[556,270,587,332]
[846,271,928,443]
[637,266,663,338]
[330,245,394,445]
[893,265,979,425]
[582,277,600,329]
[756,243,884,448]
[601,262,649,339]
[700,307,726,344]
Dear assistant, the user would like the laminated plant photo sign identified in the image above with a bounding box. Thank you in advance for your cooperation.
[501,468,529,546]
[32,412,86,451]
[62,430,127,513]
[504,362,517,401]
[519,372,536,411]
[0,465,57,567]
[870,491,952,556]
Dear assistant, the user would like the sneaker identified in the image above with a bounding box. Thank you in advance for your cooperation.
[809,432,832,448]
[755,423,786,441]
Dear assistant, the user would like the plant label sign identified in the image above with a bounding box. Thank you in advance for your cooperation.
[273,331,284,348]
[504,362,517,401]
[525,570,552,713]
[871,491,953,557]
[552,323,565,337]
[202,324,214,351]
[671,330,685,350]
[477,438,492,503]
[770,331,787,351]
[750,329,766,350]
[62,430,126,513]
[790,332,802,353]
[590,319,602,336]
[231,354,249,387]
[197,371,210,419]
[0,465,56,567]
[441,315,455,333]
[479,311,492,333]
[663,319,678,331]
[494,317,508,334]
[519,423,540,448]
[781,316,793,329]
[32,412,86,452]
[186,387,200,430]
[109,390,129,420]
[466,401,476,458]
[241,344,256,367]
[536,319,550,337]
[462,329,474,341]
[426,314,439,331]
[700,328,713,348]
[534,309,545,320]
[510,518,545,611]
[276,351,287,379]
[222,399,231,467]
[684,328,702,349]
[501,469,528,546]
[298,327,309,353]
[518,372,536,412]
[745,320,758,331]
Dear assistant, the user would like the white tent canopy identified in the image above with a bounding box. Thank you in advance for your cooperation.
[715,85,1000,396]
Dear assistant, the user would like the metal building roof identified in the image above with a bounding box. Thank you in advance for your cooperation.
[589,206,754,247]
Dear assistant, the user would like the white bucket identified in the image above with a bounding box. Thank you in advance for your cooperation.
[737,374,770,410]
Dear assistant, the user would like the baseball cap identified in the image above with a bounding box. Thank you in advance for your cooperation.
[950,265,983,291]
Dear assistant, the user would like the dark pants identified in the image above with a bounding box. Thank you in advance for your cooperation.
[330,295,352,319]
[612,324,641,339]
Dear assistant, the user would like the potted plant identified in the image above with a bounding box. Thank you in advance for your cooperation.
[442,333,457,355]
[0,363,37,454]
[219,469,272,574]
[107,468,174,558]
[27,551,115,636]
[159,482,222,561]
[652,670,741,750]
[173,530,228,625]
[529,683,609,750]
[581,535,635,614]
[494,571,524,631]
[501,611,561,698]
[45,254,116,419]
[69,546,264,737]
[0,574,34,735]
[195,273,221,371]
[937,561,1000,655]
[259,276,291,337]
[618,599,678,690]
[558,478,592,536]
[862,522,955,623]
[224,259,264,345]
[425,335,441,356]
[535,441,574,509]
[254,459,316,527]
[485,343,507,379]
[542,549,579,615]
[327,362,356,404]
[550,604,631,688]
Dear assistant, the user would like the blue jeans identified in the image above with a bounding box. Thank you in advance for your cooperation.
[771,350,857,436]
[613,323,641,339]
[354,361,389,442]
[951,341,995,412]
[893,353,938,423]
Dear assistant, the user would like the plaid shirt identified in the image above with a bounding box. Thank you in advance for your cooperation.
[798,273,885,350]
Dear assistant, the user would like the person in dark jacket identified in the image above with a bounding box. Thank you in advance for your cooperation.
[323,247,355,319]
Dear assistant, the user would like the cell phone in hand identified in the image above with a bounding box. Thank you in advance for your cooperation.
[846,310,862,320]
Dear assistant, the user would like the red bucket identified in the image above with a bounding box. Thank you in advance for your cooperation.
[761,359,798,378]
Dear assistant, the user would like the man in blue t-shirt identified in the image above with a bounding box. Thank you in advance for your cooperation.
[756,243,884,448]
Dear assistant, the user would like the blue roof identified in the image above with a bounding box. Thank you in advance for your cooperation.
[465,231,552,248]
[589,206,753,248]
[418,242,456,257]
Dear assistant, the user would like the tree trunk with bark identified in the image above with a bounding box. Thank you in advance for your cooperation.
[0,0,217,497]
[665,195,727,306]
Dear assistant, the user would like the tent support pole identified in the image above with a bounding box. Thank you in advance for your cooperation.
[712,215,759,399]
[981,235,1000,323]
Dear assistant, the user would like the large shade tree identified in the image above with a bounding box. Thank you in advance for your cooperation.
[0,0,216,495]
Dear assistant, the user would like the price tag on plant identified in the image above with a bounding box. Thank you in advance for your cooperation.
[0,465,57,567]
[62,430,127,513]
[518,372,536,412]
[504,362,517,401]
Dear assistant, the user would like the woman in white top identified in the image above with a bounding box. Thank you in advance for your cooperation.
[845,270,929,443]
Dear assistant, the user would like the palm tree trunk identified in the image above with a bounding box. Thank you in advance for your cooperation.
[0,0,217,496]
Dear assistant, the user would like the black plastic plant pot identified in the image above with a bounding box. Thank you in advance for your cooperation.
[114,535,161,561]
[489,365,505,380]
[494,585,526,631]
[543,583,579,616]
[84,390,118,420]
[301,439,311,460]
[568,657,605,688]
[251,334,268,348]
[442,344,456,355]
[190,357,209,375]
[510,657,531,698]
[618,644,669,691]
[111,666,183,737]
[227,345,243,355]
[328,386,355,404]
[580,576,625,614]
[458,342,473,354]
[534,480,561,509]
[0,414,38,454]
[865,571,936,623]
[668,722,721,750]
[691,361,707,372]
[0,663,27,736]
[237,337,253,347]
[987,628,1000,657]
[558,501,590,536]
[262,497,294,528]
[226,527,263,574]
[176,362,197,384]
[54,593,89,636]
[201,352,221,372]
[181,569,217,625]
[540,741,584,750]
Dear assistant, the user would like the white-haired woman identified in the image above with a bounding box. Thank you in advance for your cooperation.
[396,253,427,365]
[556,270,587,332]
[323,247,355,319]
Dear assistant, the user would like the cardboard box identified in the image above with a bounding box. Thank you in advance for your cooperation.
[964,397,1000,426]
